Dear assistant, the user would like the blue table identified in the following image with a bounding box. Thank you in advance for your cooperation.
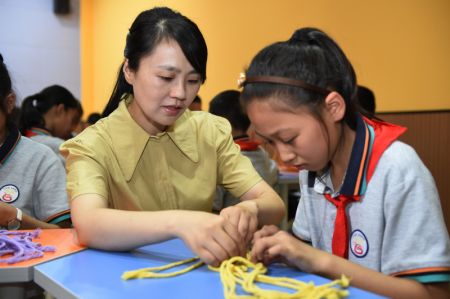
[34,238,385,299]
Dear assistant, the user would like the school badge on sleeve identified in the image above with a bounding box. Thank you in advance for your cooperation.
[350,229,369,258]
[0,184,20,203]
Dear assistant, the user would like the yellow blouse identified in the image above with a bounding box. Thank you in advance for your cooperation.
[60,96,261,212]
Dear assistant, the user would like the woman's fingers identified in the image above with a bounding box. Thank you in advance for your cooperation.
[222,219,247,256]
[220,206,256,252]
[240,213,258,245]
[194,214,245,265]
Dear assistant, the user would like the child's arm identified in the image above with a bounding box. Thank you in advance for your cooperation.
[320,249,449,299]
[0,202,61,229]
[251,225,450,299]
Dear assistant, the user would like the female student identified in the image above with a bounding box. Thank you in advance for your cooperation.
[241,28,450,298]
[61,7,285,266]
[20,84,80,160]
[0,54,70,229]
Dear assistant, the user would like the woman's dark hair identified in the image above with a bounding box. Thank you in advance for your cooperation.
[0,54,12,117]
[241,27,359,130]
[209,90,250,133]
[19,85,79,133]
[102,7,208,117]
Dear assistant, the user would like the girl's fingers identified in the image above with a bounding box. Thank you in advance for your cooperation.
[253,225,279,243]
[251,235,275,262]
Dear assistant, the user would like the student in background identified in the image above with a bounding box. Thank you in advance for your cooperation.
[0,54,70,230]
[188,95,202,111]
[61,7,285,266]
[86,112,102,125]
[64,100,84,139]
[19,85,80,160]
[240,28,450,298]
[72,112,102,136]
[209,89,278,211]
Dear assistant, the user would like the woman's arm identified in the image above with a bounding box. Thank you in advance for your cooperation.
[219,180,285,244]
[238,180,285,226]
[251,225,450,299]
[71,194,247,266]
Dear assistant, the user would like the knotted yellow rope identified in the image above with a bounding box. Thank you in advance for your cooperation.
[122,256,350,299]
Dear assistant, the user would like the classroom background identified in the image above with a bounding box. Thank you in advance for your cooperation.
[0,0,449,232]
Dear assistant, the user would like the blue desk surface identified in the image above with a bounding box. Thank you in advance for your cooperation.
[34,238,385,299]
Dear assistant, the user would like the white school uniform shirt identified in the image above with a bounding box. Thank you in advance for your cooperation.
[0,128,69,224]
[293,115,450,283]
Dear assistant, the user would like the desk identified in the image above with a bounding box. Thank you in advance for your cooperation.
[35,238,385,299]
[277,171,300,230]
[0,229,85,298]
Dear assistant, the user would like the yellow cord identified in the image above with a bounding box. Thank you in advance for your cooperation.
[121,257,204,279]
[122,256,350,299]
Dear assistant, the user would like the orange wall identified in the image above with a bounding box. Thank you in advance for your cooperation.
[80,0,450,116]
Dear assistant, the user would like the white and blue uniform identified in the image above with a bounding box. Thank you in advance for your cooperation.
[293,115,450,283]
[0,125,70,224]
[25,127,65,165]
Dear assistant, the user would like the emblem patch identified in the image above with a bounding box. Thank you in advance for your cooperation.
[0,184,20,203]
[350,229,369,258]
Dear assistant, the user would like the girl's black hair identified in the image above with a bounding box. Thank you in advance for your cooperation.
[241,27,359,130]
[102,7,208,117]
[19,85,78,134]
[0,54,13,125]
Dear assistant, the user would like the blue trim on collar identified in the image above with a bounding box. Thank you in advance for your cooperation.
[307,171,316,188]
[307,114,374,196]
[341,115,369,195]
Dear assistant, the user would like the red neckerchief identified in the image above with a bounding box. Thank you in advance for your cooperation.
[324,115,406,258]
[234,136,260,151]
[24,127,51,137]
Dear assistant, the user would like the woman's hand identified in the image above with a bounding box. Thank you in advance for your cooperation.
[177,211,246,267]
[220,200,258,246]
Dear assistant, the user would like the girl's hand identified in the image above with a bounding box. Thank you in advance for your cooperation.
[177,212,245,267]
[251,225,322,273]
[252,223,280,243]
[0,202,17,227]
[220,200,258,247]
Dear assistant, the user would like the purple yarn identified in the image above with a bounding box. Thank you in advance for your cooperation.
[0,229,56,264]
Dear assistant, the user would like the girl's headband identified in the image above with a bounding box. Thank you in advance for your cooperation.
[238,73,331,95]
